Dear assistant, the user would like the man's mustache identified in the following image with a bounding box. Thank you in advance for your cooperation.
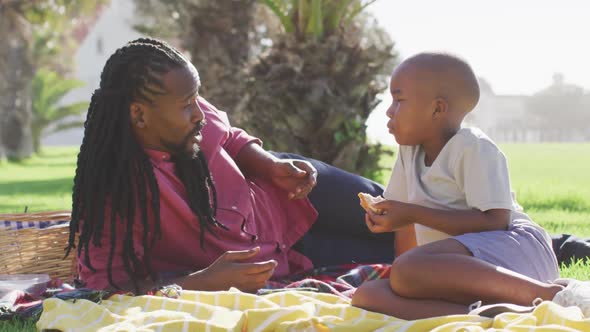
[189,119,207,137]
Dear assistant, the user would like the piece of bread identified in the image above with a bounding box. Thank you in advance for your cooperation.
[358,192,385,215]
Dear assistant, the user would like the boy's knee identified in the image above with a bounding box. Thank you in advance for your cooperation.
[352,280,382,310]
[390,252,423,296]
[351,283,371,308]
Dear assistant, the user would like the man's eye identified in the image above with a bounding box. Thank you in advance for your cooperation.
[185,93,199,106]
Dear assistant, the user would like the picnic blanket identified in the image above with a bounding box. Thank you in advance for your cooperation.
[36,288,590,331]
[0,264,388,322]
[261,263,391,298]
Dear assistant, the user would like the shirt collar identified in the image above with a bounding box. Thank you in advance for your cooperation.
[144,148,172,162]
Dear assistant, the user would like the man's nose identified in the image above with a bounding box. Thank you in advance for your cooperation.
[192,101,205,123]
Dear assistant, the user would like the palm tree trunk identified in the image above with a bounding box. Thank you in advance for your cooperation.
[181,0,257,115]
[0,18,34,160]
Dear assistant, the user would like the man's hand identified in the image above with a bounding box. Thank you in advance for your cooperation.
[365,200,414,233]
[270,159,317,199]
[185,247,277,293]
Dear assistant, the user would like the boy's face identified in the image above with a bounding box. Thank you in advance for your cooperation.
[385,64,437,146]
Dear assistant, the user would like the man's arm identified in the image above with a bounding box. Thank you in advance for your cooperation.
[234,142,279,180]
[235,142,317,200]
[115,247,277,294]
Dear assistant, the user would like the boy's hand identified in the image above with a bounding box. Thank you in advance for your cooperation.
[358,193,385,214]
[365,200,414,233]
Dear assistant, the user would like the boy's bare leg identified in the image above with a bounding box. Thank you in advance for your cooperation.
[352,279,468,320]
[390,239,562,306]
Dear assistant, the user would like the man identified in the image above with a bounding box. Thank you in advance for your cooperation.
[67,38,394,293]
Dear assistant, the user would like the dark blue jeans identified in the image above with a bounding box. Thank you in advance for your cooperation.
[271,152,396,267]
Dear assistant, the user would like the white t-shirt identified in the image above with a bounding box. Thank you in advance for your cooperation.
[384,127,528,246]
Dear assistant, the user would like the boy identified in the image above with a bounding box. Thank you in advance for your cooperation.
[351,52,590,319]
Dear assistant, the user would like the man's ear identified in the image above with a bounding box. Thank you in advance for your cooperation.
[130,102,147,128]
[432,97,449,119]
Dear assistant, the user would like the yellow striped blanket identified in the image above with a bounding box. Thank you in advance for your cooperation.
[37,288,590,331]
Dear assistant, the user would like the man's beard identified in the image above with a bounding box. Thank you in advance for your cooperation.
[162,120,206,159]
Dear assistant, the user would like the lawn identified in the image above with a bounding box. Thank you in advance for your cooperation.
[376,143,590,237]
[1,144,590,331]
[2,144,590,241]
[1,143,590,247]
[0,147,77,213]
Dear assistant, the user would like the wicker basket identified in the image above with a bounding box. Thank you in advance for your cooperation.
[0,211,77,281]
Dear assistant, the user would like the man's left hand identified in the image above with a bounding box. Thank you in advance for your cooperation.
[270,159,317,199]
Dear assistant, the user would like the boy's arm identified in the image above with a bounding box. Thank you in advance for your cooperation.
[403,134,513,236]
[410,204,510,235]
[394,224,417,256]
[370,200,510,236]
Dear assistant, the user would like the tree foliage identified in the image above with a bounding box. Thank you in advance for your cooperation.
[133,0,396,177]
[0,0,107,160]
[31,69,88,153]
[526,73,590,140]
[237,0,396,176]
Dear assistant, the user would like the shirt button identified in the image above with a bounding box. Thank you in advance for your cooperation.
[281,244,287,249]
[231,206,237,210]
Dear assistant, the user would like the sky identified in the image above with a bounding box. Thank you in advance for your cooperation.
[365,0,590,144]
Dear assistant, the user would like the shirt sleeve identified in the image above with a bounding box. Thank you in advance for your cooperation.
[454,139,514,212]
[197,97,262,159]
[383,147,409,202]
[225,126,262,160]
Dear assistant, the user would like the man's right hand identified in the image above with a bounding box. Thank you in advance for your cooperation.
[180,247,277,293]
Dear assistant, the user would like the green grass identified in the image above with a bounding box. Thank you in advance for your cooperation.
[377,143,590,235]
[0,319,36,332]
[0,147,77,213]
[501,143,590,238]
[377,143,590,280]
[1,144,590,331]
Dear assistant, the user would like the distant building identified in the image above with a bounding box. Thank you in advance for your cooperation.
[465,78,532,142]
[42,0,145,147]
[466,77,590,142]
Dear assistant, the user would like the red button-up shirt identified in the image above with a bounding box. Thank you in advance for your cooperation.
[79,97,318,289]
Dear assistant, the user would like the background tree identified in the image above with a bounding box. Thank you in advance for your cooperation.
[134,0,396,177]
[31,69,88,154]
[237,0,396,176]
[0,0,106,161]
[134,0,263,113]
[526,73,590,141]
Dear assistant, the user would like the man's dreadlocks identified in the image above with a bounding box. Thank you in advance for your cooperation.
[66,38,222,291]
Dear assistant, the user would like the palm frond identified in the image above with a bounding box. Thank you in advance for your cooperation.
[305,0,323,39]
[324,0,355,32]
[343,0,377,25]
[31,68,86,134]
[296,0,308,37]
[50,102,88,121]
[259,0,294,33]
[48,120,86,134]
[32,69,85,118]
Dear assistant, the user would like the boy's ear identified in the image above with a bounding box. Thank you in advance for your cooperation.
[432,97,449,119]
[130,102,147,128]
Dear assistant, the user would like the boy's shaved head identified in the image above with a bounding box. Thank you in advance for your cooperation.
[400,52,480,114]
